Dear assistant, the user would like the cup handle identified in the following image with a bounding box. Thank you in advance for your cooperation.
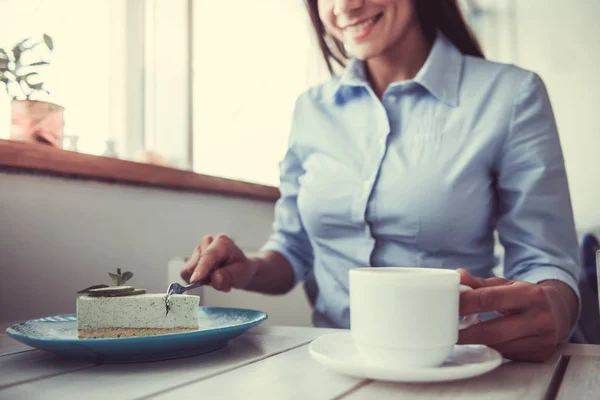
[458,285,479,330]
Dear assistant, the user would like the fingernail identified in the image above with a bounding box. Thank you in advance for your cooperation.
[190,271,199,283]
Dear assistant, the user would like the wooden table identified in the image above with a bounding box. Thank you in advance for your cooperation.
[1,325,599,400]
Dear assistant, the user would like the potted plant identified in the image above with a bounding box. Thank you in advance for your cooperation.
[0,34,64,148]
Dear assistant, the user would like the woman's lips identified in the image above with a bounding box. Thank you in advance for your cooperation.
[342,12,383,42]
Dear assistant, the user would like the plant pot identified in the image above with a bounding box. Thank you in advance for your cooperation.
[10,99,65,148]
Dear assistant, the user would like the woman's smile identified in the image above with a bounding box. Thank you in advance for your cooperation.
[341,12,384,42]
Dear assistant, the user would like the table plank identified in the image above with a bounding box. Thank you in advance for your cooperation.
[250,325,343,339]
[557,343,600,357]
[0,350,92,390]
[149,344,364,400]
[0,335,33,356]
[343,355,564,400]
[556,356,600,400]
[0,332,310,400]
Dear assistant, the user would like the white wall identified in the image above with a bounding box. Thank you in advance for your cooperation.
[513,0,600,233]
[474,0,600,233]
[0,172,312,326]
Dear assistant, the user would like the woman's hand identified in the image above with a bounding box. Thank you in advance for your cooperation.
[180,234,257,292]
[458,269,578,362]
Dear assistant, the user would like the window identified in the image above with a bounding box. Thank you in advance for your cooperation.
[0,0,136,157]
[190,0,329,186]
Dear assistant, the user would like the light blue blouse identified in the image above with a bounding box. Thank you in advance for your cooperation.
[261,32,581,329]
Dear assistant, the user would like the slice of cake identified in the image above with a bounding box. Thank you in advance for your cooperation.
[77,293,199,338]
[76,269,199,339]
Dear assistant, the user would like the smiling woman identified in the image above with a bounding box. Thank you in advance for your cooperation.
[181,0,583,364]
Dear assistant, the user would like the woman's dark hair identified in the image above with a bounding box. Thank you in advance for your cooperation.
[304,0,485,74]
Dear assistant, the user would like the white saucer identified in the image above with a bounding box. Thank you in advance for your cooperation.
[309,332,503,383]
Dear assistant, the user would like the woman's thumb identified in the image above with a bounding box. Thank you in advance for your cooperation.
[211,261,252,292]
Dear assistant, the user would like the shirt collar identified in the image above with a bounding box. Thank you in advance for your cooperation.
[321,58,368,104]
[322,31,463,107]
[413,32,462,107]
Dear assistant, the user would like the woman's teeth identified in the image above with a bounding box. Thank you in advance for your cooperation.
[344,14,381,35]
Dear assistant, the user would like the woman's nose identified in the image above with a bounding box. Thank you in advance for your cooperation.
[333,0,364,16]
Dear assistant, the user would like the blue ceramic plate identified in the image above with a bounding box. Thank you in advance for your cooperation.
[6,307,267,363]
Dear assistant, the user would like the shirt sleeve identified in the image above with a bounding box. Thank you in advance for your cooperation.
[260,97,314,286]
[496,71,582,332]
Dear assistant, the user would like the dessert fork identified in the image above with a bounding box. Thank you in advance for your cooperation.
[164,278,207,315]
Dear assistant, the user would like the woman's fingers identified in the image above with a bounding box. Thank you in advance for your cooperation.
[459,313,536,346]
[180,236,214,282]
[210,261,254,292]
[182,234,255,292]
[459,309,558,347]
[489,335,557,362]
[183,234,242,284]
[458,268,486,289]
[459,269,516,290]
[459,281,547,316]
[190,246,225,282]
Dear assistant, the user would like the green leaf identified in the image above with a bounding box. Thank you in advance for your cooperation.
[26,61,49,67]
[109,272,122,286]
[28,82,44,91]
[12,37,31,61]
[15,37,32,49]
[18,72,38,80]
[43,34,54,50]
[77,284,109,294]
[120,271,133,285]
[12,47,22,62]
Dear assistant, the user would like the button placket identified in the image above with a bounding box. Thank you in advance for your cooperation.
[354,94,391,221]
[378,135,387,148]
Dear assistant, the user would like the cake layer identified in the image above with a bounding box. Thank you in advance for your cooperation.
[78,327,196,339]
[77,293,199,329]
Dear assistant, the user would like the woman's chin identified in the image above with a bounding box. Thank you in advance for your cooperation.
[345,41,387,61]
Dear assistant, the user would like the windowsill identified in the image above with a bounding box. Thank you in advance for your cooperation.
[0,139,280,202]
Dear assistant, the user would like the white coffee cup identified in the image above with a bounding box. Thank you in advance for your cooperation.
[349,267,478,369]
